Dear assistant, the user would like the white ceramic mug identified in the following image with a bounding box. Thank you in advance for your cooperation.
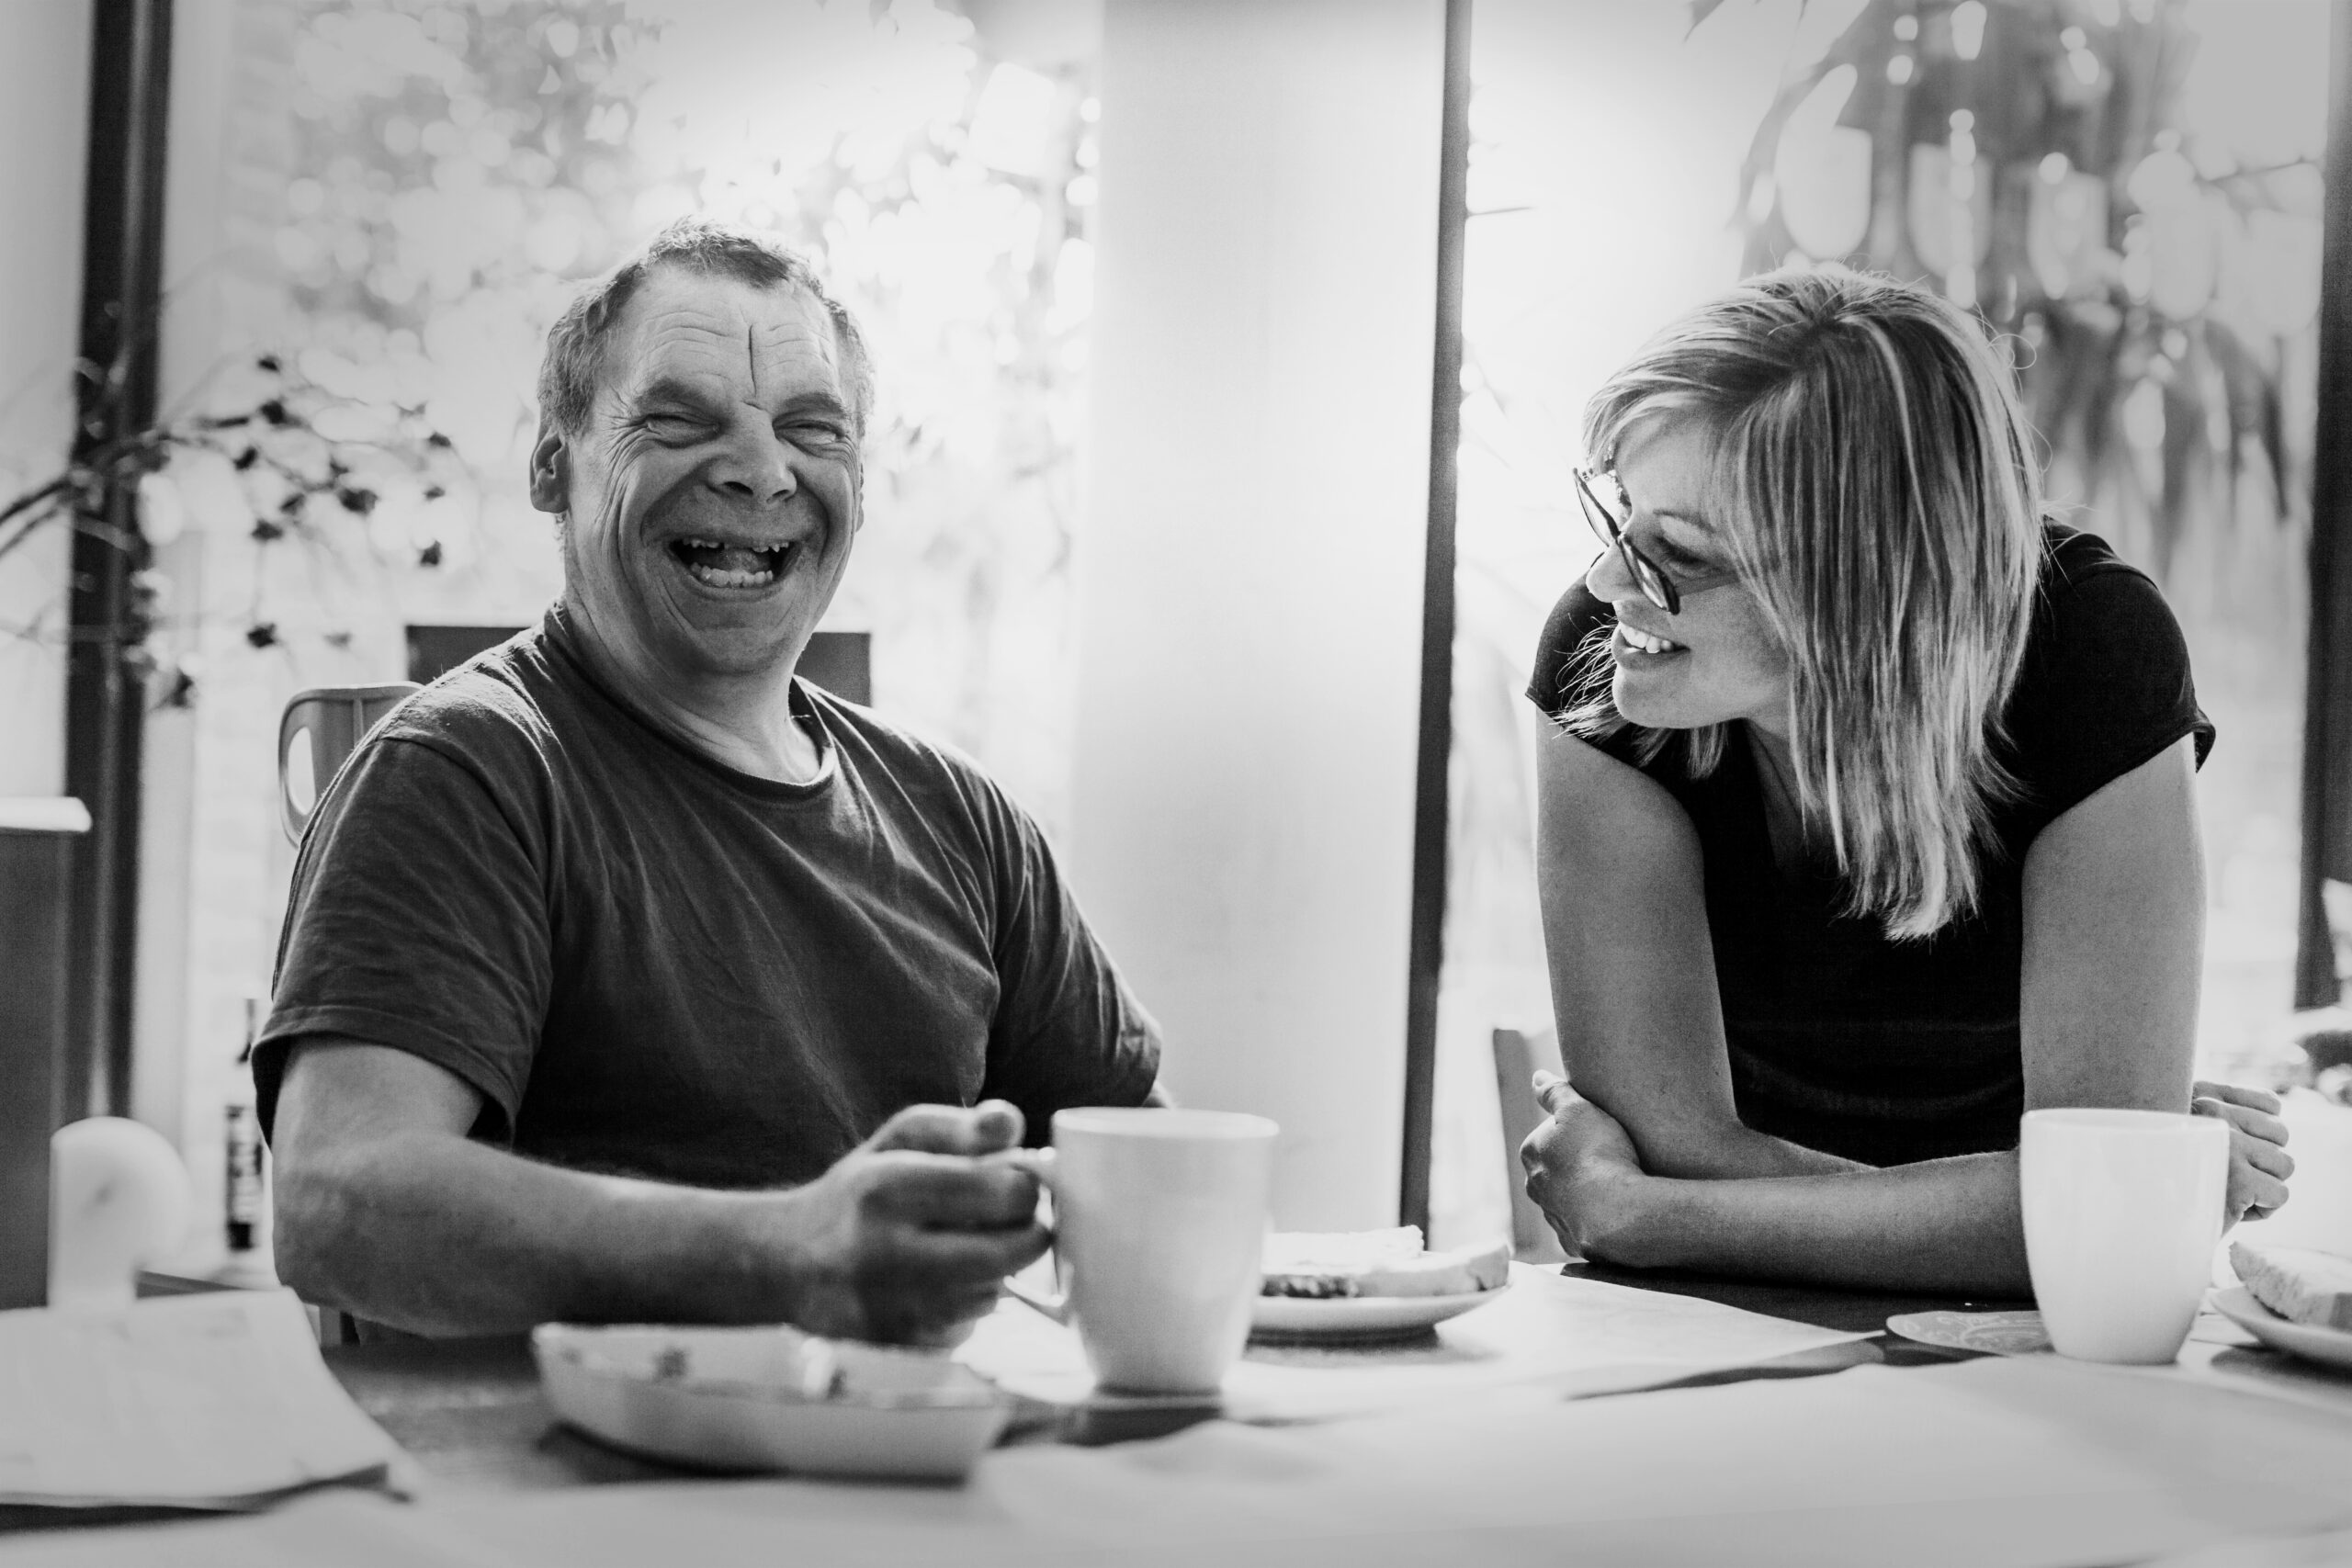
[1047,1107,1278,1394]
[2019,1108,2230,1364]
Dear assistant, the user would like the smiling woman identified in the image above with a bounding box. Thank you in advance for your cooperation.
[1518,267,2295,1295]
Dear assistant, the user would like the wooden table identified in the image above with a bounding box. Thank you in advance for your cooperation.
[318,1261,1993,1494]
[12,1265,2352,1568]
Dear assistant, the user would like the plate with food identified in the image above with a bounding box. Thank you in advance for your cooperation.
[2213,1241,2352,1373]
[1252,1227,1511,1342]
[532,1321,1012,1480]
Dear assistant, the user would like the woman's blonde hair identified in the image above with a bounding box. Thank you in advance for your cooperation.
[1564,266,2042,940]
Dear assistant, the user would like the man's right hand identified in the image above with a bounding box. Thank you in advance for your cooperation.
[768,1100,1049,1346]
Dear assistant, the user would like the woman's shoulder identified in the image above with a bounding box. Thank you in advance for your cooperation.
[2004,522,2214,822]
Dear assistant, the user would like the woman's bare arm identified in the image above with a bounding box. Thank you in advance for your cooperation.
[1527,736,2278,1296]
[1534,723,1860,1179]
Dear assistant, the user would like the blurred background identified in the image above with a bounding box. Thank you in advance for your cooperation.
[1,0,2344,1270]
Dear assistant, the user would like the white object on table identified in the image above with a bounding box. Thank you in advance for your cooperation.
[48,1117,191,1312]
[1249,1281,1509,1341]
[1046,1107,1277,1395]
[531,1323,1011,1481]
[0,1288,400,1508]
[2020,1107,2229,1364]
[2209,1285,2352,1373]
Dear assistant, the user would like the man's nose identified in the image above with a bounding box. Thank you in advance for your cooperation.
[708,425,798,505]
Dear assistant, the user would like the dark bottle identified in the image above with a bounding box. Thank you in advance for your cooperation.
[225,998,266,1256]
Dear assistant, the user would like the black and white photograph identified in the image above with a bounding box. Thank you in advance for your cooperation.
[2,1,2351,1562]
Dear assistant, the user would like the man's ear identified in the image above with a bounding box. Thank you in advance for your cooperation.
[527,416,570,514]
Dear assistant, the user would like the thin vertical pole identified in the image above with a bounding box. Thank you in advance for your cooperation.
[65,0,173,1116]
[2299,0,2352,1009]
[1400,0,1473,1233]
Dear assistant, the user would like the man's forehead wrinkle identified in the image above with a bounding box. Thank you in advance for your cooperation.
[597,274,847,426]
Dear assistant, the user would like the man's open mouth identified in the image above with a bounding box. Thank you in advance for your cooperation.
[669,537,792,590]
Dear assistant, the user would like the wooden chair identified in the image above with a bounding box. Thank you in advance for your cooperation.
[1491,1025,1567,1262]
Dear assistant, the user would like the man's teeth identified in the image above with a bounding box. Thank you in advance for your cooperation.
[1623,626,1683,654]
[676,537,789,588]
[692,565,774,588]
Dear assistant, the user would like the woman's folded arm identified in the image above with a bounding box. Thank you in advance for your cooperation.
[1524,1089,2029,1293]
[1534,727,1862,1185]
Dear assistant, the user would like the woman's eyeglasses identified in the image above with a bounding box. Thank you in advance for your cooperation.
[1574,466,1738,616]
[1575,466,1683,615]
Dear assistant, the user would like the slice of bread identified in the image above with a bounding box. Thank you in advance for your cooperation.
[2231,1240,2352,1332]
[1261,1227,1510,1299]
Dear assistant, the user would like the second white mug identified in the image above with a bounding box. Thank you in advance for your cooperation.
[2019,1107,2229,1365]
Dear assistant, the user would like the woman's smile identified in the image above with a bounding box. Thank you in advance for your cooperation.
[1613,622,1686,660]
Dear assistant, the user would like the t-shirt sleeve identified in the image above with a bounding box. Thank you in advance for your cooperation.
[254,735,551,1143]
[1525,578,1614,717]
[975,794,1161,1140]
[2009,564,2215,822]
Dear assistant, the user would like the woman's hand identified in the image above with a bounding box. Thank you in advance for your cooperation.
[2191,1080,2293,1225]
[1520,1071,1652,1263]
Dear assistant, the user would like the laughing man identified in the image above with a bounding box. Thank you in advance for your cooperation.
[258,220,1163,1342]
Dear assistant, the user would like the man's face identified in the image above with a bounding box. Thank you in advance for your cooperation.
[538,268,862,686]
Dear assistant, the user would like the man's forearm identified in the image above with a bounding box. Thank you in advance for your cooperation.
[277,1130,796,1336]
[1591,1150,2031,1296]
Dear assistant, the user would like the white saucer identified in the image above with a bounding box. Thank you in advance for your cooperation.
[2211,1286,2352,1373]
[1250,1281,1510,1342]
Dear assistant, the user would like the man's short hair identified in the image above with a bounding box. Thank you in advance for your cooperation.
[537,218,875,439]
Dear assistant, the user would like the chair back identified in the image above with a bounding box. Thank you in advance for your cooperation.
[278,684,421,845]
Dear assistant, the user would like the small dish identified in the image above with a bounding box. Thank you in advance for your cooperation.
[1250,1281,1510,1343]
[2211,1287,2352,1374]
[531,1323,1012,1481]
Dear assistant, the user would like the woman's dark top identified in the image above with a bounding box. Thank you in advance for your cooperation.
[1524,525,2212,1167]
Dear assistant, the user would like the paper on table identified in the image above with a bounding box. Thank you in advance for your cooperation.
[0,1289,403,1509]
[960,1261,1873,1422]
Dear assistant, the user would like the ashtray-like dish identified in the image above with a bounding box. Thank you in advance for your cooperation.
[531,1322,1012,1481]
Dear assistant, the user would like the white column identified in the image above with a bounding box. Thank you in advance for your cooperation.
[1072,0,1445,1229]
[0,3,94,799]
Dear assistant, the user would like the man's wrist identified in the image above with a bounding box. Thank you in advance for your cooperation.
[728,1183,831,1331]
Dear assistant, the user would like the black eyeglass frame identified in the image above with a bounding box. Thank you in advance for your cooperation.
[1574,465,1682,615]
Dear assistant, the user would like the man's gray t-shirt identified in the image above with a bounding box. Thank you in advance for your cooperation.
[254,609,1160,1185]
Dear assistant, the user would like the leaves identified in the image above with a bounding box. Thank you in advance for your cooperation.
[1734,0,2313,583]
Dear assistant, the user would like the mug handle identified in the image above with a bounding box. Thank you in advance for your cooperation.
[994,1147,1070,1324]
[1002,1275,1072,1325]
